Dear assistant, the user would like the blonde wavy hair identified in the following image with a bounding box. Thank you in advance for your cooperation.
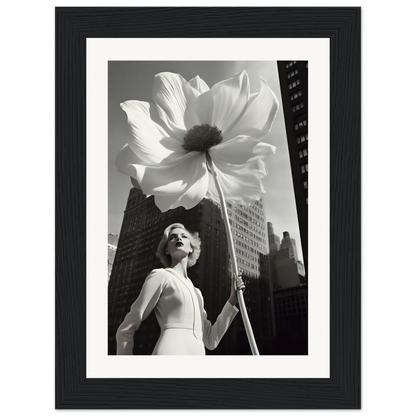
[156,223,201,268]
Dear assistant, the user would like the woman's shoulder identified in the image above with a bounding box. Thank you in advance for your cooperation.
[145,268,172,282]
[148,268,172,275]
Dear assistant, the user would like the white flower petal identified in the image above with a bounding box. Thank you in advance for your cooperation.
[120,100,176,165]
[118,70,279,213]
[185,70,250,134]
[206,164,265,206]
[189,75,210,94]
[183,90,215,129]
[115,144,150,194]
[209,70,250,134]
[246,159,268,179]
[152,72,200,133]
[209,136,276,166]
[156,166,209,212]
[140,153,209,212]
[223,78,279,141]
[115,143,137,175]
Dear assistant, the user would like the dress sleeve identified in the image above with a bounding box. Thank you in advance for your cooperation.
[116,269,166,355]
[197,289,239,351]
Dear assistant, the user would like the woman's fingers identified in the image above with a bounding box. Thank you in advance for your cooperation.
[236,276,245,292]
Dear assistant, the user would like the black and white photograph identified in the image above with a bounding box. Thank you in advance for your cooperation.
[51,3,367,415]
[107,61,308,356]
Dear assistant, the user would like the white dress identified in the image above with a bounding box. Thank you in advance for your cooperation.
[116,268,239,355]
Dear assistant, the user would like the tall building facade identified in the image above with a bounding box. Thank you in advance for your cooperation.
[107,233,118,282]
[267,222,281,253]
[272,285,308,355]
[108,187,275,355]
[227,200,269,278]
[263,222,308,354]
[226,199,275,354]
[280,231,298,262]
[277,61,308,277]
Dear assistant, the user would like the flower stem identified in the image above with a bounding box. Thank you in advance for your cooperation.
[206,153,260,356]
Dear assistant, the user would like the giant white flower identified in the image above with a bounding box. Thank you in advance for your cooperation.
[116,70,279,212]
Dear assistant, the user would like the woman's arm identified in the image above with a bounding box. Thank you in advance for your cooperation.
[196,275,245,351]
[116,269,166,355]
[200,300,239,351]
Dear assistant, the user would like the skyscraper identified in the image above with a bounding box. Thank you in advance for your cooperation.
[272,285,308,355]
[277,61,308,277]
[108,233,118,282]
[108,187,275,355]
[280,231,298,262]
[227,200,269,277]
[263,222,308,354]
[226,200,275,354]
[267,222,281,253]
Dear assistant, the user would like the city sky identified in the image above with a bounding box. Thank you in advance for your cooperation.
[108,61,304,263]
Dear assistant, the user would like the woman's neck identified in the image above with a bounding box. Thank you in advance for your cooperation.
[169,258,188,278]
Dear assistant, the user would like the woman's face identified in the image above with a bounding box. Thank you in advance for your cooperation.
[166,228,192,259]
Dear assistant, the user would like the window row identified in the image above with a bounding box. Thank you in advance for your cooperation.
[295,119,307,130]
[234,231,264,251]
[290,90,302,101]
[288,79,301,90]
[236,257,250,267]
[234,239,263,256]
[234,221,266,243]
[234,207,265,227]
[296,133,308,144]
[292,102,304,113]
[285,61,297,68]
[235,214,265,236]
[207,216,221,226]
[301,163,308,174]
[235,248,257,262]
[287,69,298,79]
[299,148,308,159]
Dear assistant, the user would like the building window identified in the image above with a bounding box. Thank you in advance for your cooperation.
[301,163,308,173]
[290,90,302,101]
[292,102,304,113]
[295,119,307,131]
[303,181,308,189]
[299,149,308,159]
[287,69,299,79]
[288,80,300,90]
[296,134,307,144]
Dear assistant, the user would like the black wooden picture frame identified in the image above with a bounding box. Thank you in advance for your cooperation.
[55,7,360,409]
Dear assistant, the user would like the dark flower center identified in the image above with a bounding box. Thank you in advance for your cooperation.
[182,124,223,152]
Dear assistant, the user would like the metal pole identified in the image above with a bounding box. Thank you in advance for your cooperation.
[206,153,260,355]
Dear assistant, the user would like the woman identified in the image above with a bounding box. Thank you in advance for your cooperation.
[116,223,245,355]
